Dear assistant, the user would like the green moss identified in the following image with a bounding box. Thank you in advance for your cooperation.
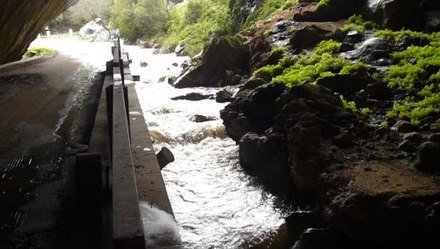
[316,0,331,10]
[254,40,367,87]
[314,40,342,55]
[374,29,439,43]
[254,64,284,80]
[25,47,56,57]
[360,107,372,115]
[340,14,379,34]
[385,62,426,89]
[386,93,440,125]
[340,95,357,112]
[339,61,368,75]
[385,43,440,90]
[377,31,440,125]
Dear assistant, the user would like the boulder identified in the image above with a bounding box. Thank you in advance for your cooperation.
[79,18,111,42]
[316,74,373,97]
[293,0,366,22]
[332,131,354,148]
[189,115,217,123]
[220,110,252,142]
[215,89,234,103]
[394,120,418,133]
[289,24,342,51]
[174,41,186,56]
[239,132,269,175]
[172,36,250,88]
[343,37,395,66]
[369,0,425,30]
[425,11,440,31]
[235,77,267,98]
[171,92,213,101]
[414,142,440,172]
[428,133,440,143]
[220,82,287,142]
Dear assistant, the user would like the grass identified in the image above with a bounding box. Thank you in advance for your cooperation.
[25,47,56,57]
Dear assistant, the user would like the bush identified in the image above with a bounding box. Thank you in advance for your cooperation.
[164,0,232,55]
[109,0,169,43]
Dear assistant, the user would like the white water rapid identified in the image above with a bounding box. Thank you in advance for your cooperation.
[125,45,287,248]
[29,38,287,247]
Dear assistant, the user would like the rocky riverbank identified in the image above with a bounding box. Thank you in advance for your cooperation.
[170,0,440,248]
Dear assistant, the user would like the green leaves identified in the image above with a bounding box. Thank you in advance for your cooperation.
[109,0,169,43]
[164,0,232,55]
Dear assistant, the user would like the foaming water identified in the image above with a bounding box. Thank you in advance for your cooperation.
[130,46,286,247]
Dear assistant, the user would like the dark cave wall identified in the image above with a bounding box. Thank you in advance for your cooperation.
[0,0,79,65]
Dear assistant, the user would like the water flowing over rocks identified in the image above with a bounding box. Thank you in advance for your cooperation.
[0,0,79,65]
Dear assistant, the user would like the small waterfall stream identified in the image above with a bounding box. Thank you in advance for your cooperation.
[126,46,288,247]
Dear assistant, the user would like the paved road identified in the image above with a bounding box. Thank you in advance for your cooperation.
[0,47,105,248]
[0,54,81,155]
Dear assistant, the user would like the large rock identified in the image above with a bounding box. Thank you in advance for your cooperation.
[289,23,343,51]
[344,37,395,66]
[368,0,425,30]
[172,36,250,88]
[316,74,373,97]
[0,0,79,65]
[79,18,111,42]
[414,142,440,172]
[220,82,287,142]
[293,0,367,22]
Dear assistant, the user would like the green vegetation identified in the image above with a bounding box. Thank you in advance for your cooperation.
[25,47,56,57]
[164,0,232,55]
[51,0,113,32]
[314,39,341,55]
[255,40,368,87]
[374,29,440,43]
[109,0,169,43]
[379,30,440,124]
[386,93,440,125]
[340,14,379,34]
[339,95,372,114]
[244,0,298,27]
[340,95,357,112]
[316,0,331,10]
[107,0,232,55]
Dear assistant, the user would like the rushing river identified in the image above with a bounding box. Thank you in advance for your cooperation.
[125,46,287,247]
[30,38,287,247]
